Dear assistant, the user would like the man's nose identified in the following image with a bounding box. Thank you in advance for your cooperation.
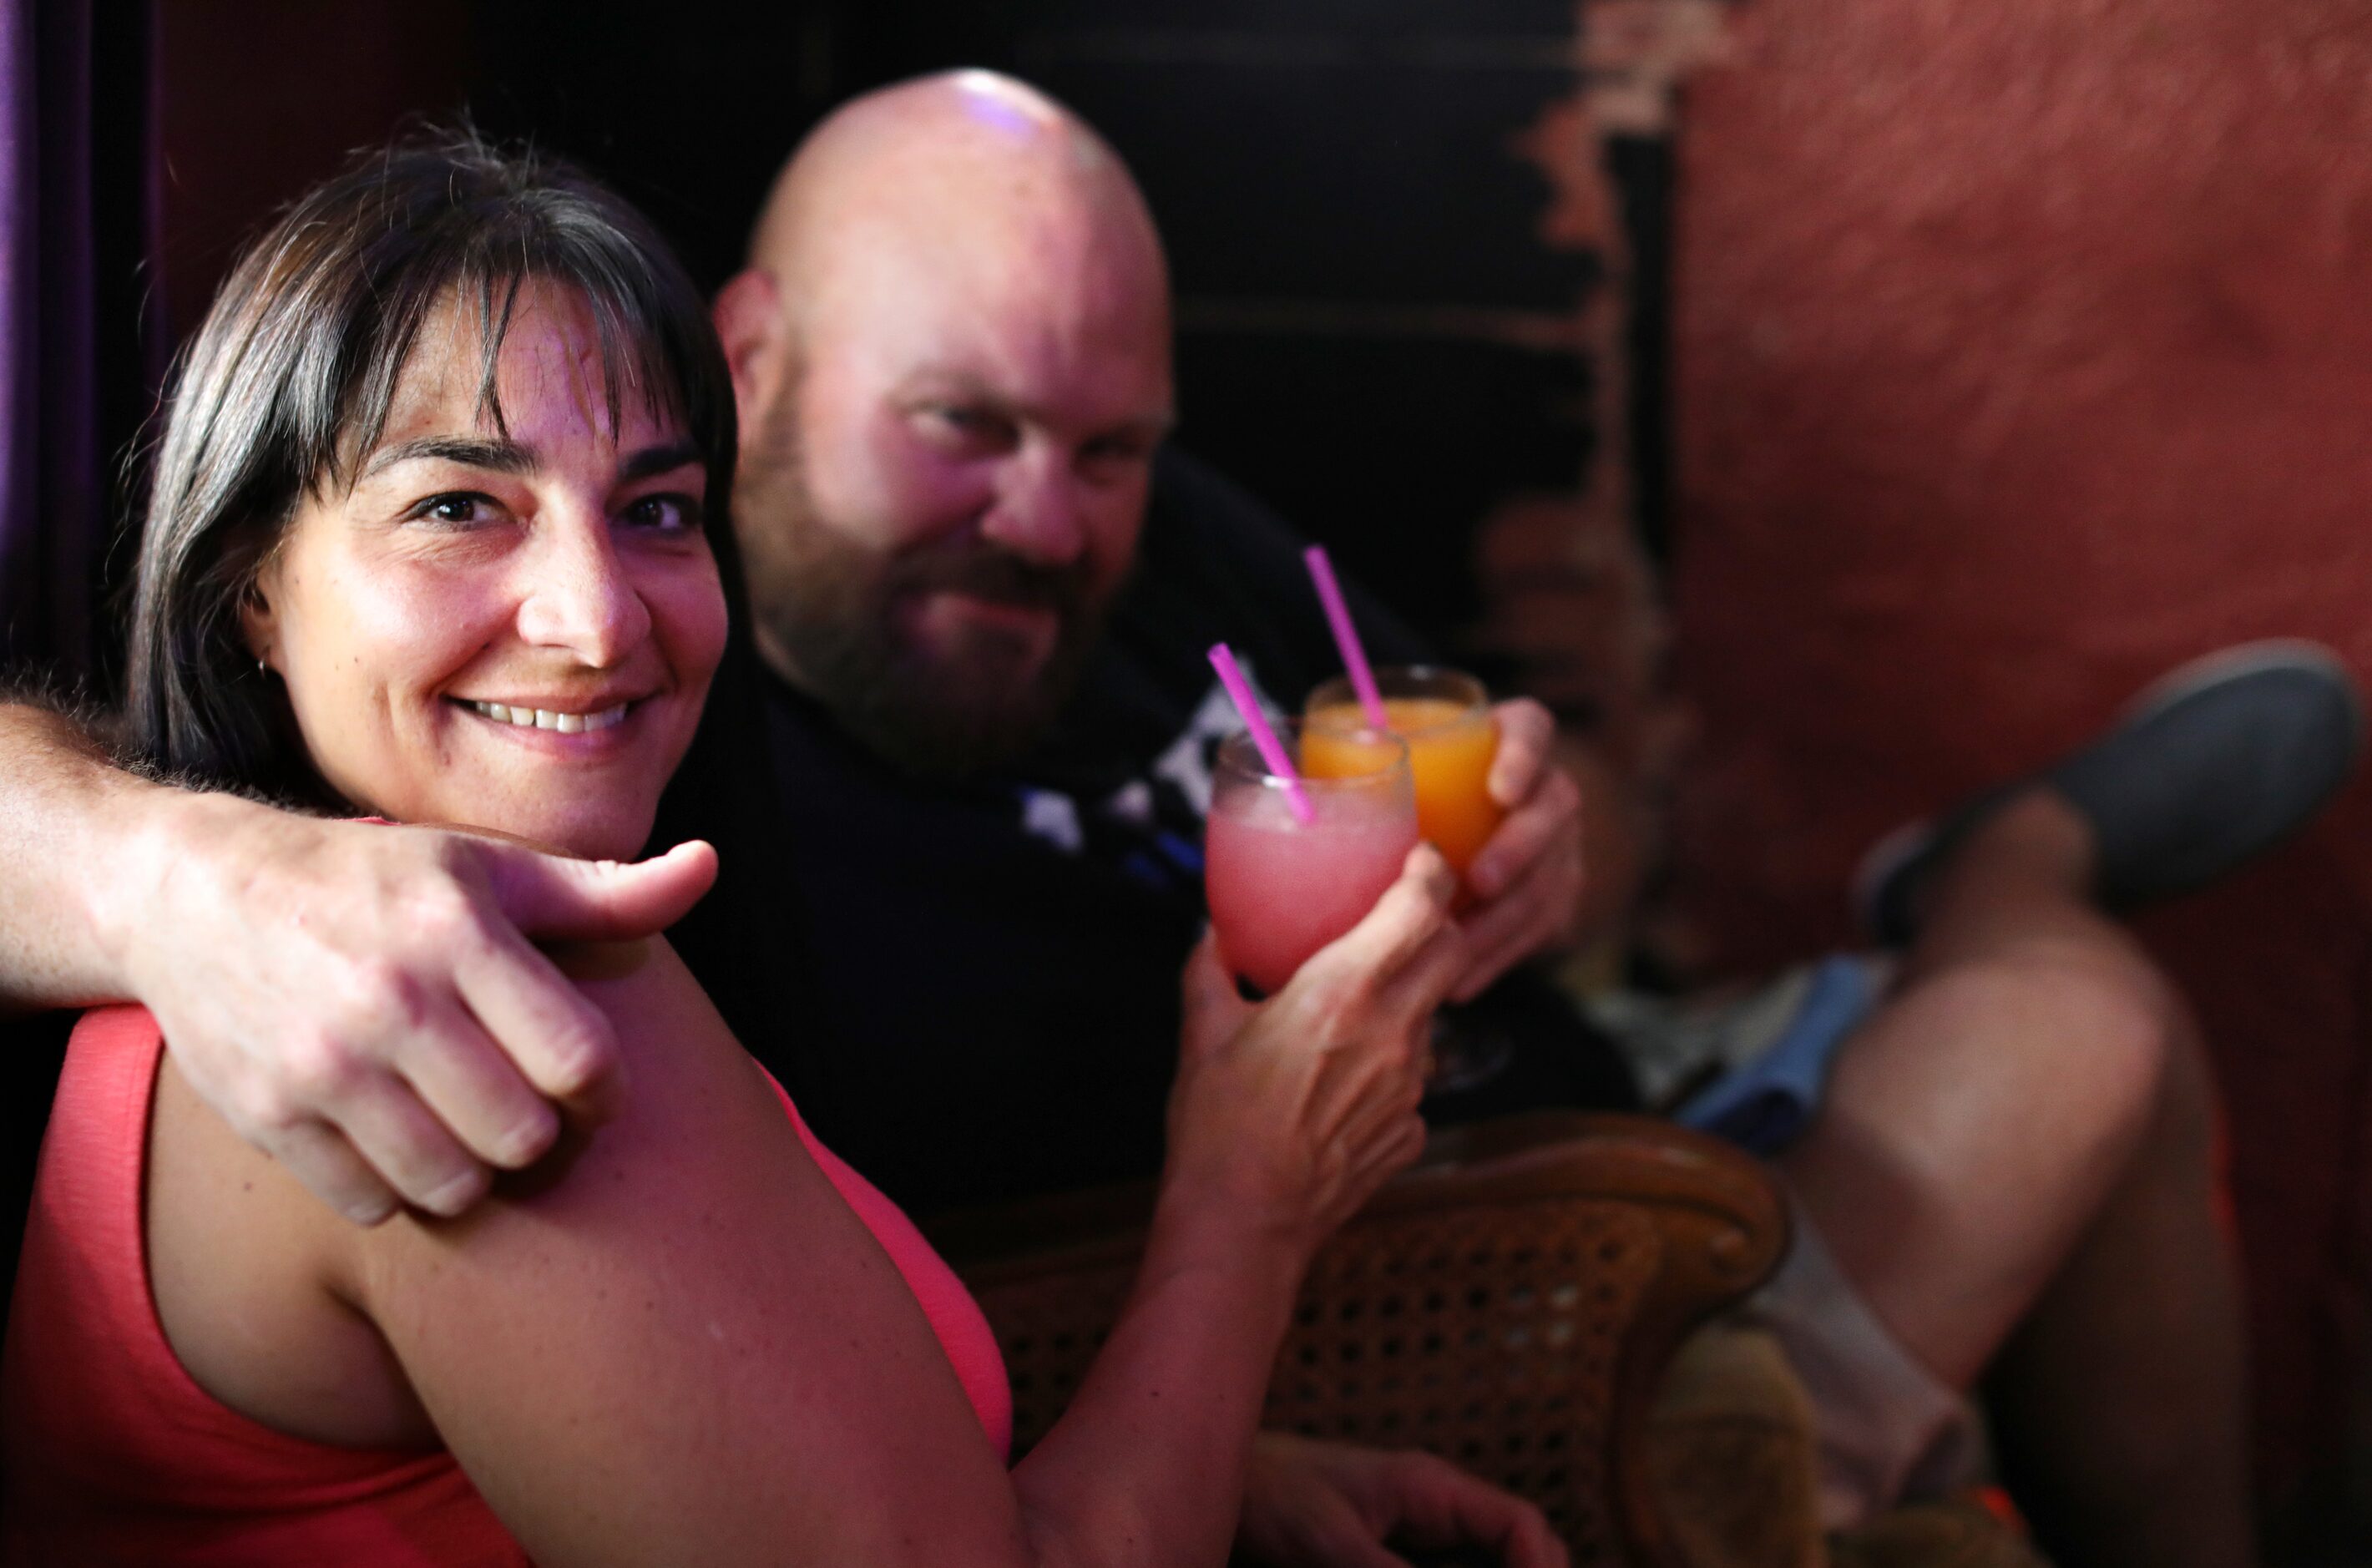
[978,444,1088,568]
[516,514,651,665]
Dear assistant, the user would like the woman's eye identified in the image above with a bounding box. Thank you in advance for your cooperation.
[623,493,701,533]
[408,492,498,527]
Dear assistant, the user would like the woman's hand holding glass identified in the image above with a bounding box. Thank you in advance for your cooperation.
[1165,843,1466,1254]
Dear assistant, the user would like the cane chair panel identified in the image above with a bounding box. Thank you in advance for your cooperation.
[938,1114,1788,1568]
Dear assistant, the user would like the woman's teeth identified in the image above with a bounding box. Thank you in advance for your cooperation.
[466,700,630,734]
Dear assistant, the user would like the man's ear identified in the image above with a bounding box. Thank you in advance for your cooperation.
[711,269,785,420]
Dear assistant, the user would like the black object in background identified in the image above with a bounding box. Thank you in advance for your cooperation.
[469,0,1667,667]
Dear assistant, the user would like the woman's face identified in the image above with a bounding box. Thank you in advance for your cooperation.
[245,280,727,860]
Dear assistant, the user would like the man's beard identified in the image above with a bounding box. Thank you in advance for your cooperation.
[736,416,1112,781]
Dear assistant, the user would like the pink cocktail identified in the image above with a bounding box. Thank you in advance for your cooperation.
[1204,721,1419,996]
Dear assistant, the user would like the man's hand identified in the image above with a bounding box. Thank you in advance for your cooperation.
[112,794,716,1224]
[1237,1431,1569,1568]
[1450,699,1585,1002]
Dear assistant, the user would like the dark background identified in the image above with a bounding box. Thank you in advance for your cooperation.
[154,0,1655,688]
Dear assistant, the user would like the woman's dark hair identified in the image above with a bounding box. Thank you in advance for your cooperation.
[124,129,738,802]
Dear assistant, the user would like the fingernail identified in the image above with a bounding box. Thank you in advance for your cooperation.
[420,1168,489,1218]
[549,1043,612,1097]
[496,1110,560,1168]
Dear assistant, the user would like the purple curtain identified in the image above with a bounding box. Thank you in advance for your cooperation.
[0,0,159,684]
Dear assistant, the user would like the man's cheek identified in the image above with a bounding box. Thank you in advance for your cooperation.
[1095,489,1149,585]
[858,435,984,547]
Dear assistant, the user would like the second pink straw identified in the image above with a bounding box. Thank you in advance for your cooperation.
[1302,545,1390,731]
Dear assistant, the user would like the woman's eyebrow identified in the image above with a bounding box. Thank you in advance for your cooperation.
[364,435,537,478]
[620,441,702,481]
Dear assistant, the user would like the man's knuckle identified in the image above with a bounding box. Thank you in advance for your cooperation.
[235,1083,305,1137]
[339,952,405,1004]
[407,883,487,947]
[283,1033,368,1102]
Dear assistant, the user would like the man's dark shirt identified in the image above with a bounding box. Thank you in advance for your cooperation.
[738,451,1636,1218]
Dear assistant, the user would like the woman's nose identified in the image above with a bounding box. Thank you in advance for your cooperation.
[515,516,651,665]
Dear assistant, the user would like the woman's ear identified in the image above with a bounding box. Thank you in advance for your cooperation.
[239,569,279,674]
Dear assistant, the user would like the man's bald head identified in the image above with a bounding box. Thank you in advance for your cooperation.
[715,72,1176,777]
[751,71,1166,317]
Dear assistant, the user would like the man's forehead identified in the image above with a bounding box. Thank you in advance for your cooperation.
[810,232,1168,407]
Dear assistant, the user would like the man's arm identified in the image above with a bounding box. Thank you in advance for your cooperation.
[0,701,715,1222]
[0,703,164,1009]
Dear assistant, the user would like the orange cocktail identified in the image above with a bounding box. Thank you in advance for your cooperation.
[1302,667,1502,878]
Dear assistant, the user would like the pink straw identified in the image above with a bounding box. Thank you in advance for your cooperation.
[1206,643,1316,826]
[1302,545,1389,730]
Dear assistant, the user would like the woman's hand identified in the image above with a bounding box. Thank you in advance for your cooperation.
[1237,1431,1570,1568]
[1164,844,1466,1254]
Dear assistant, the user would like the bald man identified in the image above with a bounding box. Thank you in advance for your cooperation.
[0,71,2324,1565]
[696,73,1626,1216]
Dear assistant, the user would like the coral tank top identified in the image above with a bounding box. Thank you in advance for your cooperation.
[1,1004,1010,1565]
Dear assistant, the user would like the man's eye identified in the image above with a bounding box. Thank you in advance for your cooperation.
[928,405,1014,446]
[408,493,498,527]
[1082,436,1154,468]
[624,493,701,532]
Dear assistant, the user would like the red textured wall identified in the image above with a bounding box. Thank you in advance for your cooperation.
[1668,0,2372,1508]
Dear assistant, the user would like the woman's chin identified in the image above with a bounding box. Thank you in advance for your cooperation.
[376,797,656,863]
[513,806,655,863]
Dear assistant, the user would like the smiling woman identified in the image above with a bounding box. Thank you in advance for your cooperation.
[240,280,726,861]
[124,136,739,836]
[0,132,1491,1568]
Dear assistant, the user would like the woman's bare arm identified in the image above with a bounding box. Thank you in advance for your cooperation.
[150,855,1463,1568]
[157,933,1036,1566]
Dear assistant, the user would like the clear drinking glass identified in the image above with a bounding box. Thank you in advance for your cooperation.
[1204,720,1418,997]
[1306,665,1516,1096]
[1304,665,1504,880]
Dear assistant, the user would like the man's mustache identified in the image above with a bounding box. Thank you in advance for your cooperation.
[890,547,1090,616]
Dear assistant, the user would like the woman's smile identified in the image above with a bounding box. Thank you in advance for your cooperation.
[456,697,635,734]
